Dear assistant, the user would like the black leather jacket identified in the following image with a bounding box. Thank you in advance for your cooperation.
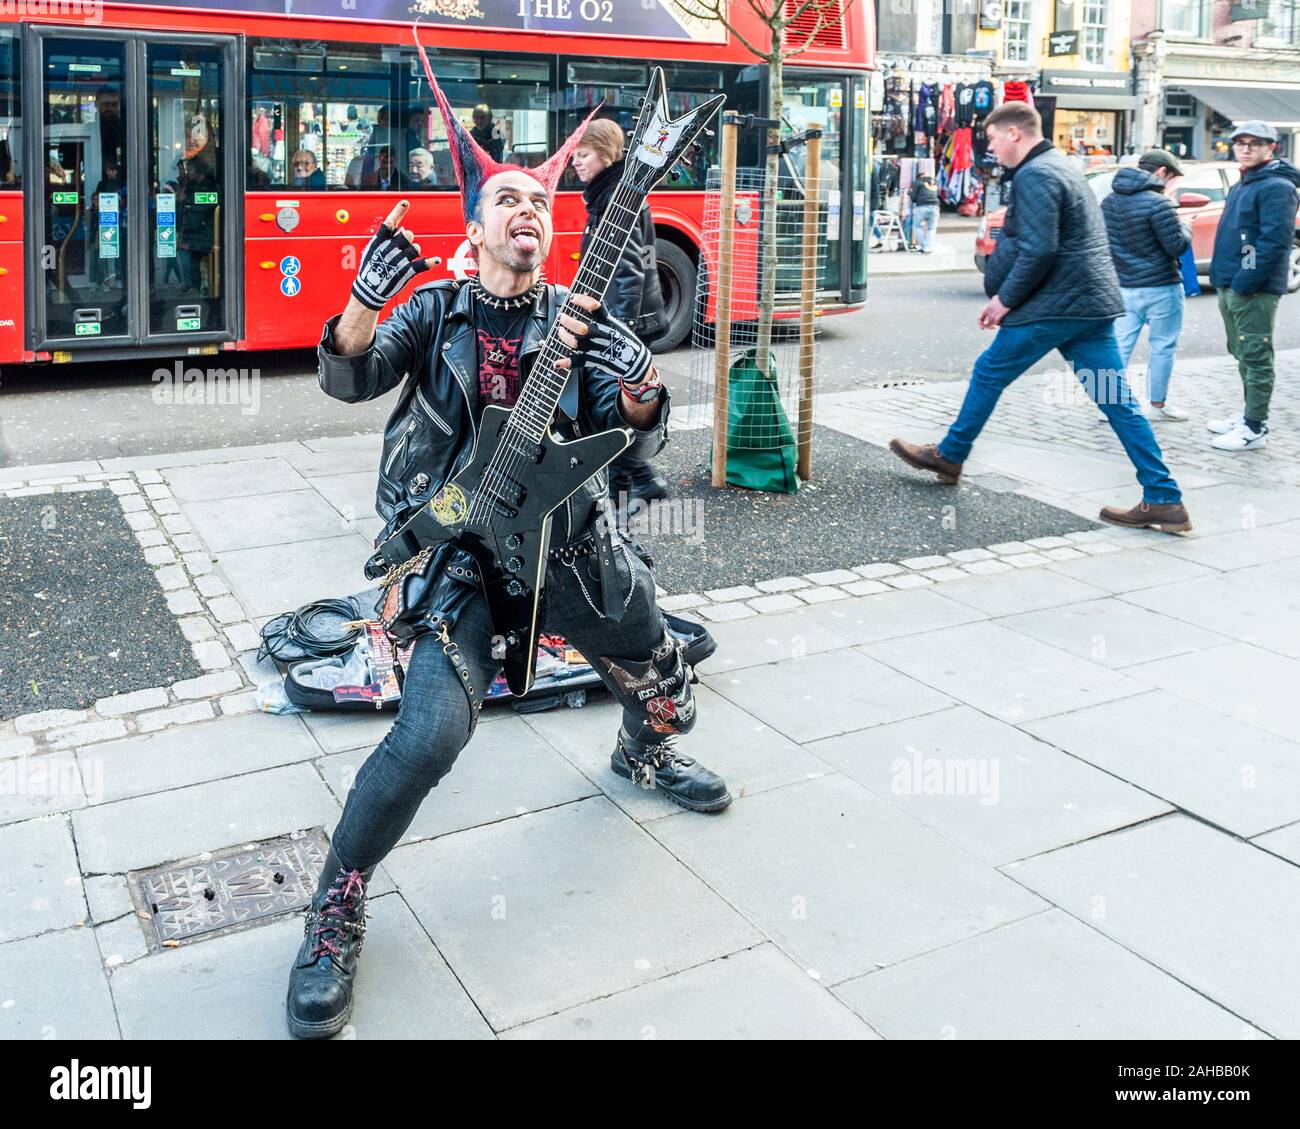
[317,278,670,549]
[581,160,667,340]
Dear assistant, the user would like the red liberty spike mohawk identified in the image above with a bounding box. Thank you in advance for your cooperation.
[413,26,600,225]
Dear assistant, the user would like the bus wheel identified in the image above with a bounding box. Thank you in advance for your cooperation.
[650,239,696,352]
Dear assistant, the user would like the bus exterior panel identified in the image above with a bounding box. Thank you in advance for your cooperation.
[4,3,873,365]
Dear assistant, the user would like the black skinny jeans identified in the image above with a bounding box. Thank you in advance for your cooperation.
[331,543,674,871]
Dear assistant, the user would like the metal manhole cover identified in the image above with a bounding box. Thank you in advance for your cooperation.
[130,829,331,950]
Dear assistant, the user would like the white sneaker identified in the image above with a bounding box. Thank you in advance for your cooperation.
[1147,403,1189,421]
[1209,422,1269,451]
[1206,412,1245,435]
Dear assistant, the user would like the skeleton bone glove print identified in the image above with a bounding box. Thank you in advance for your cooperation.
[574,312,654,388]
[351,223,431,310]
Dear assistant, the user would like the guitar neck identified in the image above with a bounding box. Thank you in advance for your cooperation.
[507,185,648,443]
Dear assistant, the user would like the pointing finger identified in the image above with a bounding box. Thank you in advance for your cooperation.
[383,199,410,228]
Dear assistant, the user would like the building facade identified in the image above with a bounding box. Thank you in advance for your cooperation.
[1132,0,1300,160]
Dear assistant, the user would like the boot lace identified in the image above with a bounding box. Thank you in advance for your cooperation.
[305,868,368,959]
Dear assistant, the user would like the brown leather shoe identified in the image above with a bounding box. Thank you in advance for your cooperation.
[1099,501,1193,534]
[889,438,963,484]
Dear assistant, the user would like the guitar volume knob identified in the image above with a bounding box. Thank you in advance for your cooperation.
[506,556,523,574]
[505,533,522,549]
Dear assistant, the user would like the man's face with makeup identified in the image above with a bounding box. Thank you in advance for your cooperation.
[469,170,553,273]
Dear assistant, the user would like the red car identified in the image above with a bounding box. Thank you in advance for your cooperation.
[975,161,1300,293]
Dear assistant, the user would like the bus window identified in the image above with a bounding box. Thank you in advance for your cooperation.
[0,26,19,187]
[248,39,397,190]
[412,53,555,183]
[559,59,756,191]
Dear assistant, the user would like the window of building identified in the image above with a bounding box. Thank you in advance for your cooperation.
[1082,1,1109,65]
[1163,88,1196,117]
[1259,0,1300,45]
[1161,0,1207,37]
[1003,0,1033,63]
[0,27,19,187]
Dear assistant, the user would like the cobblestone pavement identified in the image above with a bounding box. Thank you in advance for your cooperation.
[843,348,1300,487]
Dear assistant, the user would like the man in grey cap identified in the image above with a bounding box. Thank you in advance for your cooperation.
[1206,121,1300,451]
[1102,149,1193,421]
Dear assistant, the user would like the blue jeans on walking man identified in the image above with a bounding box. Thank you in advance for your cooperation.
[1114,283,1185,405]
[911,204,940,253]
[937,317,1183,504]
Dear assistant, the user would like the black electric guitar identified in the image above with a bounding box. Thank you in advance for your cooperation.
[366,69,725,696]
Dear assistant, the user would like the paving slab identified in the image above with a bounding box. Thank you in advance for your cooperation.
[521,684,829,821]
[1150,524,1300,571]
[1252,821,1300,867]
[1159,482,1300,537]
[182,489,353,552]
[834,909,1254,1040]
[799,587,988,645]
[935,568,1110,618]
[998,597,1230,669]
[505,944,877,1040]
[1043,547,1217,595]
[863,621,1147,724]
[807,706,1172,866]
[0,749,90,824]
[283,447,381,479]
[1004,815,1300,1038]
[71,763,342,875]
[1122,568,1300,660]
[705,649,954,744]
[1,815,87,942]
[109,893,493,1039]
[309,471,379,520]
[650,775,1045,985]
[1026,692,1300,838]
[298,696,508,755]
[0,928,119,1038]
[316,714,599,842]
[382,796,762,1030]
[698,610,856,672]
[78,713,321,805]
[1125,642,1300,744]
[163,457,310,501]
[217,534,376,619]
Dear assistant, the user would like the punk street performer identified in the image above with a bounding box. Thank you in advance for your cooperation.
[286,73,731,1040]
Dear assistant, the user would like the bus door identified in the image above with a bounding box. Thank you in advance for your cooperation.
[782,73,868,303]
[26,26,240,353]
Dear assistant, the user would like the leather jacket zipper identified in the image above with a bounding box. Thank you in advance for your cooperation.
[383,418,417,474]
[414,385,454,436]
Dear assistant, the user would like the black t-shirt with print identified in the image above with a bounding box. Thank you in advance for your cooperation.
[473,299,531,411]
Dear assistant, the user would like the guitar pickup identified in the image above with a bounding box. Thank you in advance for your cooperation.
[481,468,527,509]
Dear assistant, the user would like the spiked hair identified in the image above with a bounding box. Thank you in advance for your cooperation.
[413,28,599,224]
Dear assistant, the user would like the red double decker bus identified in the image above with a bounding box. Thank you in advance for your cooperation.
[0,1,873,367]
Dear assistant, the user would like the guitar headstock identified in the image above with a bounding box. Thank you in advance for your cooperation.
[623,67,726,195]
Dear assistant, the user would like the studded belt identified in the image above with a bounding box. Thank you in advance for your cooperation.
[547,534,598,567]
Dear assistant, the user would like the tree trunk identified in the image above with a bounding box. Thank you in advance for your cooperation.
[754,50,782,379]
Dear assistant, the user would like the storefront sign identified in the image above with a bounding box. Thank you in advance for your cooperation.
[112,0,727,42]
[1039,70,1134,96]
[978,1,1001,31]
[1048,31,1079,57]
[1230,1,1267,19]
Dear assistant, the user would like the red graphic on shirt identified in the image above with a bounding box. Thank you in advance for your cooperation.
[478,331,524,407]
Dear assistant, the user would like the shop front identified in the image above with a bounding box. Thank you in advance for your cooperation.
[1038,69,1136,158]
[1163,53,1300,163]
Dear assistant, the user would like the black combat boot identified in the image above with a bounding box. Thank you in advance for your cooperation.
[611,728,732,812]
[285,846,377,1039]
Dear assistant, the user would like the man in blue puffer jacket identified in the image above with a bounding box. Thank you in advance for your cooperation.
[1205,121,1300,452]
[890,102,1191,534]
[1101,151,1192,422]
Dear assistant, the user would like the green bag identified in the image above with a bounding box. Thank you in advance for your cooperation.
[710,348,799,494]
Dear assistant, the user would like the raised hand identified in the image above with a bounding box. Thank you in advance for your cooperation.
[351,200,431,311]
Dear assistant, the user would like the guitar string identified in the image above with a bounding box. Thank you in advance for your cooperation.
[474,183,649,531]
[467,175,655,529]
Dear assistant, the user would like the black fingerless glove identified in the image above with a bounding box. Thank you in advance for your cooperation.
[573,312,653,385]
[351,223,430,311]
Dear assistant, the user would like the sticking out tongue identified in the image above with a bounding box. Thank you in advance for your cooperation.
[512,230,539,253]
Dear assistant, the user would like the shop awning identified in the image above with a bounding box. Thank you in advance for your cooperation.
[1172,82,1300,129]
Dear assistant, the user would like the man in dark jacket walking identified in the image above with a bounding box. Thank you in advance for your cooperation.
[1102,150,1192,421]
[890,103,1191,533]
[1205,121,1300,451]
